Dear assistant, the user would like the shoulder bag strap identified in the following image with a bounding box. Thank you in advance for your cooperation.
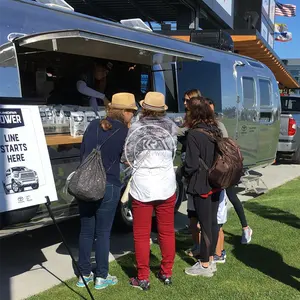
[96,126,121,150]
[96,124,121,172]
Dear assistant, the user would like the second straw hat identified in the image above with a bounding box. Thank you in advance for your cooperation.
[139,92,168,112]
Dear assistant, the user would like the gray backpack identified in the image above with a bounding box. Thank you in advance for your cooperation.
[68,126,120,202]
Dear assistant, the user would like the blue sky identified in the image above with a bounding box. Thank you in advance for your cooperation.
[273,0,299,59]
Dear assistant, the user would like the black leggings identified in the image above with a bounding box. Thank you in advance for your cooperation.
[226,186,248,228]
[193,192,220,263]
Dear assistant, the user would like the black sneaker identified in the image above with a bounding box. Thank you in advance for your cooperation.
[129,277,150,291]
[156,272,172,285]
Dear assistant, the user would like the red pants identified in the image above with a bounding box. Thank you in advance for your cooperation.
[132,193,176,280]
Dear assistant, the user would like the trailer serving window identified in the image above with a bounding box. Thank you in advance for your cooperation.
[259,79,272,106]
[242,77,256,108]
[152,62,178,113]
[176,61,222,113]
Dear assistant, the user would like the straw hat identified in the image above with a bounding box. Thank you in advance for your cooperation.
[139,92,168,112]
[108,92,138,110]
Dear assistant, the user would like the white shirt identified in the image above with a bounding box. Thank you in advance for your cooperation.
[76,80,105,99]
[122,116,178,202]
[217,190,228,225]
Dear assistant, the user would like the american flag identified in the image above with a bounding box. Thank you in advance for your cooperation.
[275,2,296,17]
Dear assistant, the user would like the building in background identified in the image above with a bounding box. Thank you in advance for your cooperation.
[64,0,299,89]
[234,0,276,49]
[283,59,300,94]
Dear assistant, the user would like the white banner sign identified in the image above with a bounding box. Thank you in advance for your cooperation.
[269,0,276,24]
[262,0,270,16]
[269,32,274,48]
[0,104,57,212]
[261,21,268,42]
[216,0,233,16]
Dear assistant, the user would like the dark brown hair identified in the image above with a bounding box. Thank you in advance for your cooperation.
[185,96,222,140]
[184,89,202,99]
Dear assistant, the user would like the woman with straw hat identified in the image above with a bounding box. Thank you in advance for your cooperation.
[76,92,137,290]
[122,91,178,291]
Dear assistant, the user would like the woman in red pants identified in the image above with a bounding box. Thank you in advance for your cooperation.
[122,91,178,291]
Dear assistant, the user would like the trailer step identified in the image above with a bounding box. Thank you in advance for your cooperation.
[240,170,268,195]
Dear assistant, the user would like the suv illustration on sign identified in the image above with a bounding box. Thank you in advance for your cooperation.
[2,167,39,194]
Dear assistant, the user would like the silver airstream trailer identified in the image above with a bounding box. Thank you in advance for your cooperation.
[0,0,280,234]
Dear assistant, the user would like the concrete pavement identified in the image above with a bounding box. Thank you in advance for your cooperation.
[0,163,299,300]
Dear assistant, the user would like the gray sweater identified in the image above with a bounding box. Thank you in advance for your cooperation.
[217,121,228,138]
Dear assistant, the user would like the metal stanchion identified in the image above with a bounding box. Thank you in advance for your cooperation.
[45,196,95,300]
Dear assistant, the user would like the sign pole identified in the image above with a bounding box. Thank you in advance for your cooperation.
[45,196,95,300]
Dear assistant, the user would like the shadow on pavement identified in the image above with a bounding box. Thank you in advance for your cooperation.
[0,233,47,300]
[244,202,300,229]
[0,218,87,300]
[225,232,300,292]
[0,205,189,300]
[39,265,89,300]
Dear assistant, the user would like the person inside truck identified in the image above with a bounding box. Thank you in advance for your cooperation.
[76,61,112,114]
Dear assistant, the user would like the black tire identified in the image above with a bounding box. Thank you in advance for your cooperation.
[113,185,133,232]
[114,176,185,232]
[3,205,39,226]
[11,180,20,193]
[32,183,39,190]
[292,148,300,164]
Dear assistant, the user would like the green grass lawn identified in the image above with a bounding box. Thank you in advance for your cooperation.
[28,178,300,300]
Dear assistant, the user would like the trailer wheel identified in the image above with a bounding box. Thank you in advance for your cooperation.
[3,205,39,226]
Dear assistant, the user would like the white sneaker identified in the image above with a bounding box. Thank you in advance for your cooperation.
[241,226,253,244]
[95,274,118,290]
[76,272,94,288]
[185,261,214,277]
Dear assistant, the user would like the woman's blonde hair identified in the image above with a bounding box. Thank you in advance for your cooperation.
[184,89,202,99]
[100,107,129,131]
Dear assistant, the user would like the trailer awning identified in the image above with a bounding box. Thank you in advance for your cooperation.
[13,29,203,66]
[230,33,299,89]
[162,30,299,89]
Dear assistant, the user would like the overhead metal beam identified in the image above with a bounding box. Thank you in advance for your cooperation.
[79,0,119,21]
[128,0,161,23]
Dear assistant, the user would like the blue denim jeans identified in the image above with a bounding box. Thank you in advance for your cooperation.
[78,183,120,278]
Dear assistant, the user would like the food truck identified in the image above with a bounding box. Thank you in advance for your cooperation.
[0,0,281,235]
